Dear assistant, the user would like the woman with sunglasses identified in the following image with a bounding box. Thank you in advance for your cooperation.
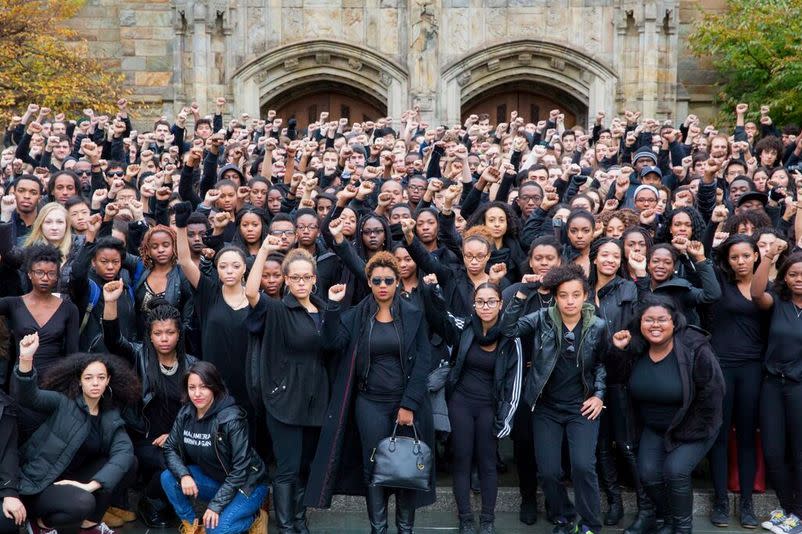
[245,236,328,534]
[427,280,522,534]
[610,295,724,534]
[501,264,607,534]
[306,252,435,534]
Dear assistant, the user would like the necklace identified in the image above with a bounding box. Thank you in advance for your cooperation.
[160,360,179,376]
[536,291,554,308]
[793,302,802,319]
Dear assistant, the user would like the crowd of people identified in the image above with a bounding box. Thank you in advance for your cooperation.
[0,96,801,534]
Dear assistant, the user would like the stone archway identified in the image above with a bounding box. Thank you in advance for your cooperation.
[231,40,408,124]
[440,40,617,128]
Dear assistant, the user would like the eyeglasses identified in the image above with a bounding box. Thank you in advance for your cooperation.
[643,317,672,326]
[564,330,576,353]
[464,253,488,263]
[518,195,542,203]
[363,228,385,236]
[371,276,396,286]
[270,229,294,236]
[296,224,318,232]
[287,274,314,283]
[407,185,426,192]
[474,299,500,309]
[31,269,57,279]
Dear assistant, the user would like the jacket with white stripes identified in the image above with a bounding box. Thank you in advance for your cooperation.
[426,290,523,439]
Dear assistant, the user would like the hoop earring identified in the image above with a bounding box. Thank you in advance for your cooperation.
[312,283,318,294]
[104,385,113,399]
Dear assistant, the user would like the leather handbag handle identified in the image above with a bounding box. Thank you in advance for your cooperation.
[390,422,421,443]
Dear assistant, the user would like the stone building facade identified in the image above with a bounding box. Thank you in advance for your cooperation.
[71,0,725,128]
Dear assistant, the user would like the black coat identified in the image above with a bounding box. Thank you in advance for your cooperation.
[501,299,607,409]
[163,397,268,513]
[245,292,329,426]
[612,327,725,451]
[102,316,197,438]
[304,295,435,509]
[13,367,134,495]
[0,391,18,499]
[593,276,639,385]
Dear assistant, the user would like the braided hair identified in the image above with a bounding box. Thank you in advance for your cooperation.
[143,298,189,401]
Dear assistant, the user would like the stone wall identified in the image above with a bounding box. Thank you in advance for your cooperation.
[66,0,726,128]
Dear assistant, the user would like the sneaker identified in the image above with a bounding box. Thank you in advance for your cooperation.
[552,519,574,534]
[711,500,729,527]
[763,510,790,533]
[80,523,115,534]
[27,522,58,534]
[777,515,802,534]
[573,524,597,534]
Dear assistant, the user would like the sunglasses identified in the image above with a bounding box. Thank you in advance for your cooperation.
[107,170,125,177]
[371,276,396,286]
[564,330,576,353]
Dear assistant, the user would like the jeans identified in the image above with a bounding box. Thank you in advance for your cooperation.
[760,375,802,517]
[709,362,762,502]
[160,466,268,534]
[532,406,602,530]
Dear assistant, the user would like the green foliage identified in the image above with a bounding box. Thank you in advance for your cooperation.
[689,0,802,126]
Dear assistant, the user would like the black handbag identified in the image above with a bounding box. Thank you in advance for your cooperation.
[370,423,432,491]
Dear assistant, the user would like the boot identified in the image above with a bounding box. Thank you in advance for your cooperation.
[740,496,759,529]
[519,491,538,525]
[643,482,671,534]
[293,484,310,533]
[670,481,695,534]
[366,485,389,534]
[623,509,657,534]
[710,496,729,527]
[179,520,205,534]
[249,509,268,534]
[458,514,475,534]
[598,440,623,526]
[394,489,416,534]
[272,482,296,534]
[137,496,174,528]
[478,513,495,534]
[622,444,654,534]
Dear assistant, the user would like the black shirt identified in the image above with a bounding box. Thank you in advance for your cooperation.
[146,370,183,438]
[182,412,227,483]
[541,323,583,413]
[710,278,767,366]
[195,275,249,407]
[364,320,404,400]
[765,298,802,381]
[629,350,683,432]
[65,413,102,477]
[456,341,495,403]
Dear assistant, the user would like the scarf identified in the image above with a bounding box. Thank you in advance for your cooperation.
[471,314,503,346]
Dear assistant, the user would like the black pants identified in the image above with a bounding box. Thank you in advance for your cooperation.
[638,426,714,532]
[265,411,319,485]
[355,395,407,484]
[135,440,168,504]
[448,391,497,521]
[532,406,601,530]
[760,375,802,517]
[23,455,137,529]
[709,362,762,503]
[512,401,538,503]
[0,505,19,534]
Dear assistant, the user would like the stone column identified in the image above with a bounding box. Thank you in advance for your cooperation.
[191,2,211,110]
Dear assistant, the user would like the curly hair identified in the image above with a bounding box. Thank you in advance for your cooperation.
[773,252,802,301]
[462,225,495,254]
[41,353,141,410]
[466,201,521,240]
[597,208,639,232]
[139,225,177,270]
[24,243,62,272]
[656,206,705,243]
[365,250,400,279]
[755,136,784,167]
[721,210,772,236]
[542,263,590,296]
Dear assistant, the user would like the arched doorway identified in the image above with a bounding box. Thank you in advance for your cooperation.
[461,82,585,127]
[262,81,387,129]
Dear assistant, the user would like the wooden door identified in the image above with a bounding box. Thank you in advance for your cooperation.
[462,87,578,127]
[265,83,386,129]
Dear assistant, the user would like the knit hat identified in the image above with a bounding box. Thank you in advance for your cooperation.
[634,184,659,200]
[633,149,658,165]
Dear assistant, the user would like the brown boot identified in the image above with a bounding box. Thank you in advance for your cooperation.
[249,509,269,534]
[179,520,206,534]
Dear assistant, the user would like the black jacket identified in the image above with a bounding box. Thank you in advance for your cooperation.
[501,299,607,409]
[611,327,725,451]
[133,266,194,341]
[0,391,18,499]
[640,259,721,327]
[163,396,268,514]
[305,295,435,509]
[428,304,523,438]
[102,316,197,438]
[13,367,134,495]
[593,276,639,385]
[245,292,329,426]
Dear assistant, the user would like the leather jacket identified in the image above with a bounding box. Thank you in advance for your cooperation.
[501,297,607,410]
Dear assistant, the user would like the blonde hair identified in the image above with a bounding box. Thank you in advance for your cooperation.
[281,248,316,275]
[24,202,72,259]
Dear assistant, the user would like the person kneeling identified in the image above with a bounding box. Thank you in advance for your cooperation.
[161,361,269,534]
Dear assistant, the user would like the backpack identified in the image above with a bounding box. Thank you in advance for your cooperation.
[78,260,144,334]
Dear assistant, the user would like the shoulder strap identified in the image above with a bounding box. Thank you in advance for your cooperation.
[80,280,101,334]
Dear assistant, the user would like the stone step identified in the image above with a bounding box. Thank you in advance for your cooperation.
[312,487,780,517]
